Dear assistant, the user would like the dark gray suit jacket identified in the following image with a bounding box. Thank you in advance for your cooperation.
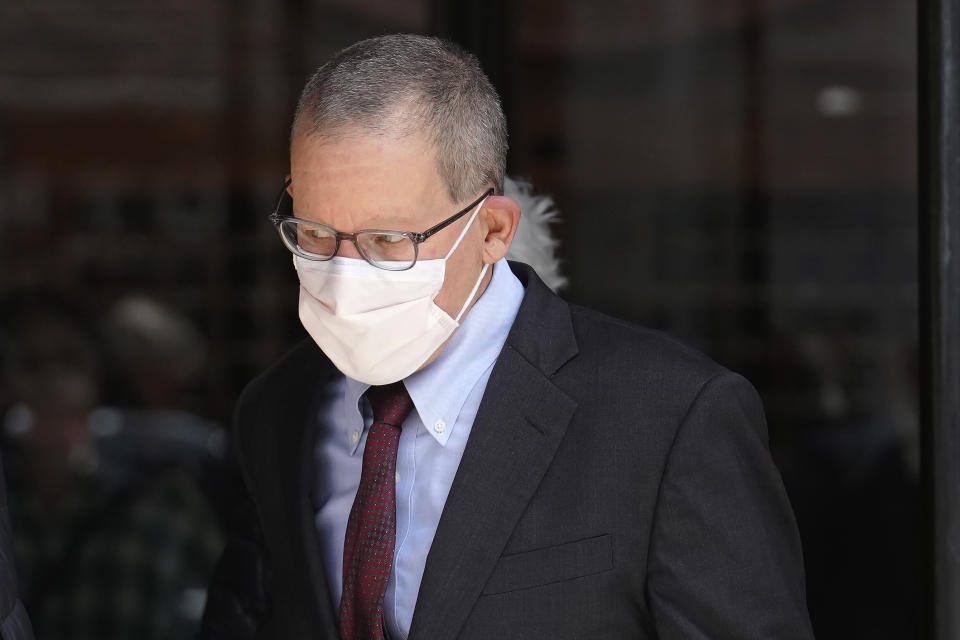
[0,453,34,640]
[200,262,814,639]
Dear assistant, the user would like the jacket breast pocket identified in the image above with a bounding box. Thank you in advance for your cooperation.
[481,534,613,595]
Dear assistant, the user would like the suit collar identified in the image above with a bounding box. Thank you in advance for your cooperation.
[408,262,579,639]
[502,261,579,378]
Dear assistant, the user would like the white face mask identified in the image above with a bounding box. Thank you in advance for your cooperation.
[294,197,490,385]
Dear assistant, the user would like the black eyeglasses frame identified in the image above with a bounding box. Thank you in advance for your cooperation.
[267,179,494,270]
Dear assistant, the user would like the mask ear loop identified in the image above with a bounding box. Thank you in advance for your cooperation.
[455,263,490,322]
[444,197,488,260]
[445,195,491,323]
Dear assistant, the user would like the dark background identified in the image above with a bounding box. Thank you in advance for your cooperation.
[0,1,920,638]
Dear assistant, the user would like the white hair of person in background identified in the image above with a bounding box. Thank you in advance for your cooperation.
[502,177,567,293]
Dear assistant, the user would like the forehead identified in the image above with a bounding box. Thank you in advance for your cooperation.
[289,128,449,229]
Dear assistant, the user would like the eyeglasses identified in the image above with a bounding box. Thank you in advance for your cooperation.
[268,179,494,271]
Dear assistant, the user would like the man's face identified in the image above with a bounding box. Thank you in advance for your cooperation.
[288,126,491,323]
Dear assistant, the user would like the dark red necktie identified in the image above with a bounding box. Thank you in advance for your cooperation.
[339,382,413,640]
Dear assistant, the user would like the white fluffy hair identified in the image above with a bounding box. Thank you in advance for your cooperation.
[503,177,568,293]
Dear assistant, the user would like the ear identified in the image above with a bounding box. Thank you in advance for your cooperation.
[480,195,521,264]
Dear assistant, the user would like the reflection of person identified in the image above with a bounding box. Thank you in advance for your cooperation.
[201,34,813,639]
[0,290,222,640]
[104,296,208,411]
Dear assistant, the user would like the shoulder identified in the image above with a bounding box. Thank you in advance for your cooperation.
[508,261,741,413]
[550,301,766,447]
[236,338,329,417]
[566,303,728,390]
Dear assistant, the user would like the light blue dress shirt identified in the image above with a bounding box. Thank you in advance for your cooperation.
[313,259,525,639]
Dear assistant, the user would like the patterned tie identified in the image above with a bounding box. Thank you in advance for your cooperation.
[339,382,413,640]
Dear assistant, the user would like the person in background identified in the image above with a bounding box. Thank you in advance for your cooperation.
[201,34,812,639]
[0,290,223,640]
[101,296,230,520]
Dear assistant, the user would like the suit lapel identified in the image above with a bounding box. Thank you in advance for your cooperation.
[275,345,341,637]
[409,263,579,640]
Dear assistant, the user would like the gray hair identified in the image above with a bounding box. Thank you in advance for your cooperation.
[292,34,507,203]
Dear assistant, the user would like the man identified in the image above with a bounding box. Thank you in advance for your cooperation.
[200,34,814,639]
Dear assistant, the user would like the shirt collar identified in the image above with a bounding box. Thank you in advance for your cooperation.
[341,258,523,449]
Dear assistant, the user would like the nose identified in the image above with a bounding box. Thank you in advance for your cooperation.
[335,238,365,261]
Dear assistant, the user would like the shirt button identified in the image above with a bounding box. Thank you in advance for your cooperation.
[433,419,446,434]
[350,430,360,445]
[395,471,401,484]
